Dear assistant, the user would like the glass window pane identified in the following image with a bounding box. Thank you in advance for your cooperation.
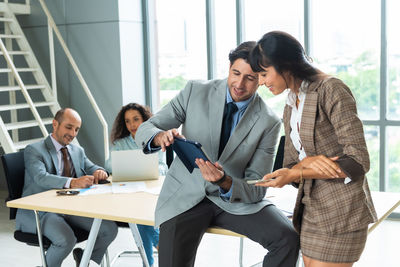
[244,0,303,117]
[387,0,400,120]
[311,0,380,120]
[364,125,380,191]
[156,0,207,107]
[387,127,400,192]
[257,86,288,119]
[215,0,236,79]
[244,0,304,43]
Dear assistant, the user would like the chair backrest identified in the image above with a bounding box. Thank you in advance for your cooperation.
[272,136,285,171]
[1,151,25,220]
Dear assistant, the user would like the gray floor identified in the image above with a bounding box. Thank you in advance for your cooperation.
[0,189,399,267]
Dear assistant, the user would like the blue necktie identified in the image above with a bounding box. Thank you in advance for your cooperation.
[219,102,238,157]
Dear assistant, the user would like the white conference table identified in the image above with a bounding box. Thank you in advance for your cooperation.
[7,178,400,267]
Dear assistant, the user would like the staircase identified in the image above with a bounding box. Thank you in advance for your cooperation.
[0,1,60,153]
[0,0,109,158]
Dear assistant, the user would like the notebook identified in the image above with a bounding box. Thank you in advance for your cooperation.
[111,150,159,182]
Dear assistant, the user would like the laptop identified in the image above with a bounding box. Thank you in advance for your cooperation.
[111,150,159,182]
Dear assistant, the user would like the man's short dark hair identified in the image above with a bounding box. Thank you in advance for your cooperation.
[54,108,67,123]
[228,41,257,65]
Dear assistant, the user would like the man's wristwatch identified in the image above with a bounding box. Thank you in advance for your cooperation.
[211,172,227,186]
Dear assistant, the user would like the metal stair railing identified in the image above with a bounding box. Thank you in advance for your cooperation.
[0,116,15,152]
[0,38,48,152]
[37,0,109,160]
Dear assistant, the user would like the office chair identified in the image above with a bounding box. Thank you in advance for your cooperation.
[1,151,109,267]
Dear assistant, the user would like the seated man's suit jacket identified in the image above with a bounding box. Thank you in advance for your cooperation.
[21,135,103,198]
[135,78,281,227]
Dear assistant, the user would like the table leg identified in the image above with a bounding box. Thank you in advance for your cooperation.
[239,237,244,267]
[34,210,47,267]
[368,200,400,234]
[128,223,150,267]
[80,218,102,267]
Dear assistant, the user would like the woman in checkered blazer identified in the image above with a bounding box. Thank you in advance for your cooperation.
[249,31,377,267]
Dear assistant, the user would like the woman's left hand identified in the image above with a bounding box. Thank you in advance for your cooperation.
[255,168,298,188]
[300,155,341,178]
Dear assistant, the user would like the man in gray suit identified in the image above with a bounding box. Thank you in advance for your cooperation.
[16,108,118,267]
[135,42,299,267]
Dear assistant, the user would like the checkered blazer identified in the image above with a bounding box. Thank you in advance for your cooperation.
[283,77,377,233]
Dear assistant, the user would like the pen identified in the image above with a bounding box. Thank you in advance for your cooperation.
[81,168,87,175]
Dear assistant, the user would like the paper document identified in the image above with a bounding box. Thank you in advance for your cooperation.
[78,184,112,196]
[143,186,162,195]
[111,181,146,194]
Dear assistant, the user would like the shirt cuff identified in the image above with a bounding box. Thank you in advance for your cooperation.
[144,132,162,153]
[64,178,72,188]
[219,185,233,201]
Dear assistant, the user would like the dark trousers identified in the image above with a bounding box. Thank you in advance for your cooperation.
[158,198,299,267]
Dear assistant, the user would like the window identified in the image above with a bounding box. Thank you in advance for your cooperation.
[155,0,207,107]
[311,0,380,120]
[147,0,399,195]
[244,0,303,119]
[387,0,400,120]
[244,0,304,43]
[365,126,380,191]
[387,0,400,194]
[215,0,236,79]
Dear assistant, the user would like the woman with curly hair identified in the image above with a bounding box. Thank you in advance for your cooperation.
[106,103,166,267]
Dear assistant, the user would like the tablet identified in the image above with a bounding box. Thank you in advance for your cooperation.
[172,137,211,173]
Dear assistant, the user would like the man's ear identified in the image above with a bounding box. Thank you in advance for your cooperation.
[52,119,58,130]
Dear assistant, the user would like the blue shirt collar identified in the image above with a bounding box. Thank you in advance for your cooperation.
[226,86,254,111]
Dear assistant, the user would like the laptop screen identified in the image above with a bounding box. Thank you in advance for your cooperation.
[111,150,159,182]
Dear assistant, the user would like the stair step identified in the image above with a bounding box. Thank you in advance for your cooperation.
[5,118,53,130]
[14,138,45,150]
[0,34,22,39]
[0,51,29,55]
[0,18,13,22]
[0,68,38,73]
[0,84,46,92]
[0,101,56,111]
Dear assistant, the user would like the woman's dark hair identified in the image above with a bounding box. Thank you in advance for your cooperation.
[250,31,319,82]
[110,103,152,144]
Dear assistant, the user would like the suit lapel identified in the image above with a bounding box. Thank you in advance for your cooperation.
[299,80,323,156]
[283,105,300,162]
[219,95,260,161]
[69,145,81,177]
[208,79,227,159]
[45,136,60,174]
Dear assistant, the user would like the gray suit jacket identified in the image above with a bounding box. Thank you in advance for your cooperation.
[135,79,281,226]
[20,135,103,198]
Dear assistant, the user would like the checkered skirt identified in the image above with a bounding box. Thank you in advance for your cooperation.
[300,211,368,263]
